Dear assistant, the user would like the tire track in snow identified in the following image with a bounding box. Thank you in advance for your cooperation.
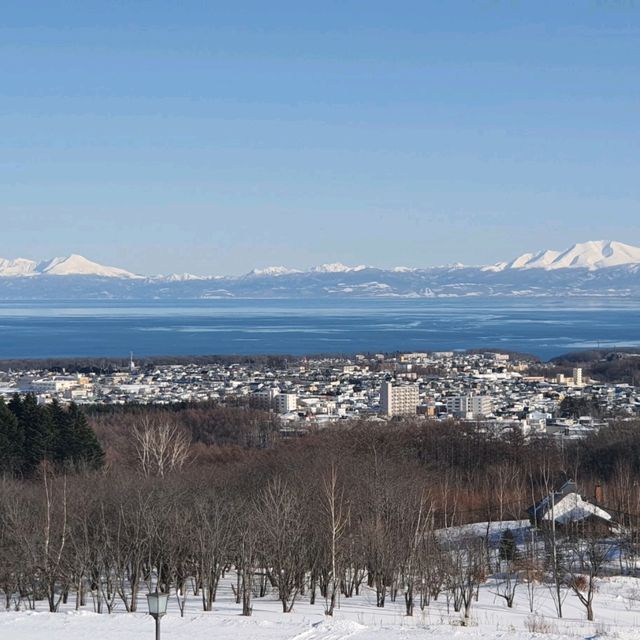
[289,619,368,640]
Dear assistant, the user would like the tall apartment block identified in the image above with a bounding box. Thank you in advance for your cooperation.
[446,395,494,418]
[380,381,419,417]
[572,367,583,387]
[275,393,298,414]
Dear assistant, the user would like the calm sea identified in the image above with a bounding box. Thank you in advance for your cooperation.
[0,298,639,361]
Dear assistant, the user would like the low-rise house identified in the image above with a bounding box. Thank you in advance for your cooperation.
[528,480,617,534]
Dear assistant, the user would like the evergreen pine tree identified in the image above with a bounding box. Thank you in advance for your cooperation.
[15,393,52,477]
[7,395,103,473]
[47,399,74,466]
[7,393,23,421]
[0,398,24,475]
[66,403,105,470]
[499,528,518,563]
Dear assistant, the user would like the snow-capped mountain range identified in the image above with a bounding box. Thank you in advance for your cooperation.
[484,240,640,272]
[0,254,139,279]
[1,240,640,299]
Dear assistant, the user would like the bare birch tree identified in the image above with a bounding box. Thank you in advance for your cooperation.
[132,417,191,477]
[320,462,349,616]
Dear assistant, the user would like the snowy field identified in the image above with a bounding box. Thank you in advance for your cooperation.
[3,571,640,640]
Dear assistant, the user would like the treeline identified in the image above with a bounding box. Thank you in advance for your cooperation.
[552,349,640,385]
[588,355,640,385]
[0,395,104,476]
[3,419,640,620]
[0,422,541,617]
[4,392,640,487]
[86,401,281,468]
[558,396,604,419]
[5,396,640,621]
[552,348,640,364]
[0,349,543,374]
[0,354,299,373]
[87,401,640,486]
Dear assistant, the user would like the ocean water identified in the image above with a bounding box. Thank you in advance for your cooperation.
[0,297,639,361]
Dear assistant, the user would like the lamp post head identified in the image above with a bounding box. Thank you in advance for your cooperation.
[147,590,169,619]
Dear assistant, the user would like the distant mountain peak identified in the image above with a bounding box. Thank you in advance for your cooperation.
[163,272,208,282]
[0,257,38,276]
[392,266,416,273]
[39,254,140,278]
[311,263,370,273]
[312,263,352,273]
[0,253,140,278]
[247,266,302,277]
[488,240,640,272]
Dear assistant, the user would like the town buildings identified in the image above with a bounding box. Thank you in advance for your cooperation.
[0,351,638,440]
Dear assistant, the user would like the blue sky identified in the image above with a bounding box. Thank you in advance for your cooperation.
[1,1,639,275]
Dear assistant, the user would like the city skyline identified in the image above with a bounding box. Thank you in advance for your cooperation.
[3,1,639,274]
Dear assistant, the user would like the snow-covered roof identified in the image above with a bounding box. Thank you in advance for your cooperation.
[541,492,612,525]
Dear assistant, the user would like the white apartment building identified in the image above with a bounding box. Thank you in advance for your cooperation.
[275,393,298,414]
[253,387,280,410]
[572,368,583,387]
[446,395,494,418]
[380,381,419,417]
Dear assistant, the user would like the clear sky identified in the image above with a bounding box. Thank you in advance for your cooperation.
[2,1,639,275]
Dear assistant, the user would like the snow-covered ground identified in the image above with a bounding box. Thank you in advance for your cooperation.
[3,571,640,640]
[436,519,531,544]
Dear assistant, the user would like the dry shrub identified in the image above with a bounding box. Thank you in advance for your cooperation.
[570,575,589,592]
[515,557,545,583]
[525,614,557,634]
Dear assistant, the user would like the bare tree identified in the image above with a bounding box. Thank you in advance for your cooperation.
[194,492,233,611]
[230,490,259,617]
[320,462,349,616]
[255,476,306,613]
[493,529,520,608]
[566,522,614,621]
[444,534,485,620]
[398,486,433,616]
[28,469,69,613]
[0,478,27,610]
[534,460,568,619]
[520,528,543,613]
[132,417,191,477]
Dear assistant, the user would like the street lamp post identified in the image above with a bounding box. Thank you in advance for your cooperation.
[147,590,169,640]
